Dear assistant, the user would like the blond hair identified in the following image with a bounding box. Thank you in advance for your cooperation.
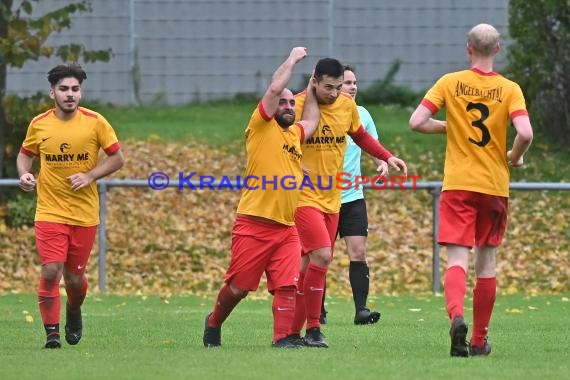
[467,23,500,57]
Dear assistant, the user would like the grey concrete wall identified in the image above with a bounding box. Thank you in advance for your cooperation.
[7,0,509,105]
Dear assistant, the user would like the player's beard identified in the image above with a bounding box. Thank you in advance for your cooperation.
[275,110,295,129]
[56,98,78,114]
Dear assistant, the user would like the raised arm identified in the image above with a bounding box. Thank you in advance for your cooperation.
[261,47,307,117]
[298,78,320,143]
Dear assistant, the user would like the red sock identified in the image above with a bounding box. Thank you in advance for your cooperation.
[65,275,88,311]
[471,277,496,347]
[444,265,467,321]
[209,284,245,327]
[290,271,306,335]
[304,263,327,330]
[272,286,296,343]
[38,277,61,324]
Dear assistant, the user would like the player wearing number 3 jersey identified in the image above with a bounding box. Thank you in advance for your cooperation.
[420,57,527,197]
[409,23,533,357]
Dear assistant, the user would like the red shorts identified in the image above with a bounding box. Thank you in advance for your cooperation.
[35,221,97,274]
[438,190,508,248]
[226,216,301,293]
[295,206,339,256]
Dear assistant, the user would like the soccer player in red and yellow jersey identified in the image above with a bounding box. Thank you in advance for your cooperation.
[203,47,320,348]
[409,23,533,357]
[17,63,124,349]
[290,58,408,348]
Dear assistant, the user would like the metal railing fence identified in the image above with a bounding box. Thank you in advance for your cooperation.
[1,178,569,294]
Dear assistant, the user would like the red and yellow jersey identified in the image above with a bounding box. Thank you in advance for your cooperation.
[236,101,305,225]
[20,107,120,226]
[422,68,528,197]
[295,91,361,213]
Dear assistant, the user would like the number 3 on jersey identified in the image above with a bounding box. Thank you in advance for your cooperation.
[467,102,490,147]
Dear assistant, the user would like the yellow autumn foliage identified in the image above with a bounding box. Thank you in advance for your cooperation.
[1,140,568,296]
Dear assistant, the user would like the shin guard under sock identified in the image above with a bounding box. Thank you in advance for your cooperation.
[290,271,306,335]
[304,263,327,330]
[38,277,61,325]
[349,261,370,311]
[65,275,88,312]
[471,277,496,347]
[444,266,467,320]
[272,286,296,342]
[209,284,245,327]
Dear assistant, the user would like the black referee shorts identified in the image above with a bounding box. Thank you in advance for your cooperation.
[338,198,368,238]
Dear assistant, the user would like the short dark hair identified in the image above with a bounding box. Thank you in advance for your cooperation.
[314,58,344,82]
[343,64,356,73]
[47,63,87,87]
